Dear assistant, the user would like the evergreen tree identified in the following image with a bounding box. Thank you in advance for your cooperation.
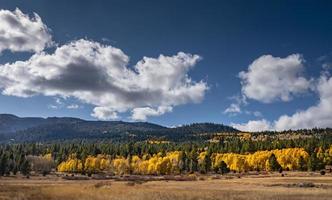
[199,153,211,174]
[298,156,307,171]
[12,164,18,175]
[219,161,230,174]
[0,154,7,176]
[179,151,187,173]
[20,159,31,176]
[203,153,211,173]
[268,154,282,171]
[189,149,198,173]
[308,153,320,171]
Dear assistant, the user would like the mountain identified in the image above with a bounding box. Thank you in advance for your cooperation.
[172,123,237,134]
[0,114,83,134]
[0,114,238,142]
[0,114,45,133]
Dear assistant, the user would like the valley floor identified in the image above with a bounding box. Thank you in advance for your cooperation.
[0,172,332,200]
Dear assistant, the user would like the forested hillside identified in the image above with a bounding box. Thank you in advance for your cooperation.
[0,114,238,142]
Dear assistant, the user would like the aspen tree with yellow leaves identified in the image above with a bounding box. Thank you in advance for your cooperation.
[212,148,309,172]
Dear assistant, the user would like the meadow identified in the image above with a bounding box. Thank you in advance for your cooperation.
[0,172,331,200]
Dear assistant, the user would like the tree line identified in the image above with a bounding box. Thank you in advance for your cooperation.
[0,135,331,176]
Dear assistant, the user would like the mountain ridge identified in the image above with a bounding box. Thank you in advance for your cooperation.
[0,114,238,142]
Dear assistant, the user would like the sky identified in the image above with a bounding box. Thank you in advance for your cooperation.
[0,0,332,131]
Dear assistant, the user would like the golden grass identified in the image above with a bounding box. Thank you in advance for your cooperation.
[0,173,331,200]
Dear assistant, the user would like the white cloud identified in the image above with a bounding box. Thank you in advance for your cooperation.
[0,39,208,120]
[55,97,63,105]
[243,110,263,117]
[224,95,262,117]
[274,74,332,130]
[0,8,53,53]
[230,54,332,132]
[233,73,332,131]
[91,107,119,120]
[231,119,272,132]
[239,54,312,103]
[67,104,80,109]
[131,106,173,121]
[47,97,63,109]
[48,97,81,110]
[224,103,241,114]
[223,95,246,115]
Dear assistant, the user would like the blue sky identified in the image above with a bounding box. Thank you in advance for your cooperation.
[0,0,332,131]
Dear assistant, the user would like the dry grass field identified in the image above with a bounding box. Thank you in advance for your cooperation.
[0,172,331,200]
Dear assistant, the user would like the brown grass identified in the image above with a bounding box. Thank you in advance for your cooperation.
[0,172,331,200]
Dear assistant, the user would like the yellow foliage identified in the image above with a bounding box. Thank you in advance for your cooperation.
[213,153,248,172]
[128,151,182,175]
[85,154,111,173]
[112,157,130,175]
[212,148,309,172]
[322,145,332,164]
[57,154,111,173]
[56,148,312,174]
[57,158,83,173]
[43,153,53,161]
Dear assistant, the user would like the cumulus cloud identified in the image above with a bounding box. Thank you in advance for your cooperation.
[0,8,53,53]
[231,119,272,132]
[274,74,332,130]
[239,54,312,103]
[232,73,332,131]
[0,39,208,120]
[131,106,173,121]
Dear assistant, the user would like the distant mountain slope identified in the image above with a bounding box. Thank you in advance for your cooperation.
[0,114,46,133]
[0,114,238,142]
[173,123,237,134]
[0,114,84,134]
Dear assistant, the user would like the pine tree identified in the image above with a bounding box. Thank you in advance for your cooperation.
[179,151,187,173]
[20,159,31,176]
[0,154,7,176]
[189,150,198,173]
[298,156,307,171]
[13,164,18,175]
[203,153,211,173]
[308,153,319,171]
[219,161,230,174]
[268,154,281,171]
